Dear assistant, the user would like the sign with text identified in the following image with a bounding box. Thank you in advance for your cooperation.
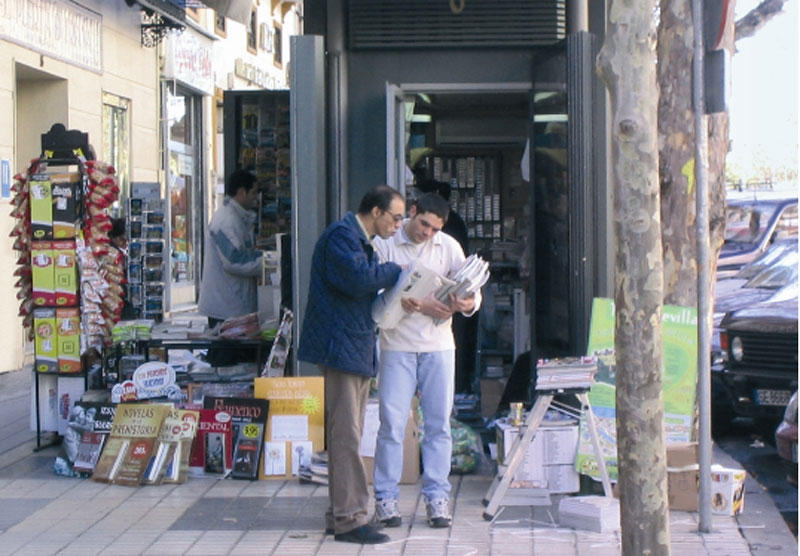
[575,298,698,481]
[254,376,324,479]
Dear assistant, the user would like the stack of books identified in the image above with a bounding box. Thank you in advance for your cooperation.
[535,356,598,391]
[558,495,620,533]
[298,451,329,485]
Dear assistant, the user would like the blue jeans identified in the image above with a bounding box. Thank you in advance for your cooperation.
[374,350,455,501]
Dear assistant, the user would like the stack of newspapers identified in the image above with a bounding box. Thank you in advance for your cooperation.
[535,356,598,391]
[558,495,620,532]
[372,254,490,330]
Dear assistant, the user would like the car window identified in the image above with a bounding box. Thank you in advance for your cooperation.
[744,250,799,289]
[725,205,771,244]
[773,204,799,240]
[735,240,798,279]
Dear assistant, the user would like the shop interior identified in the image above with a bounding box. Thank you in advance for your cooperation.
[400,90,571,406]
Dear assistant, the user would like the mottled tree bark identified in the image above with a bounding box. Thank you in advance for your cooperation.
[658,0,730,309]
[597,2,669,555]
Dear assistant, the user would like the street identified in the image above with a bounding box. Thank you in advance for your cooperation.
[715,417,798,538]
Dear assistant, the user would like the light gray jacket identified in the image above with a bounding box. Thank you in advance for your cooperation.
[197,197,262,320]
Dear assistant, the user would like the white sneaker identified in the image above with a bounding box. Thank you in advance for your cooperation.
[375,498,402,527]
[425,498,451,528]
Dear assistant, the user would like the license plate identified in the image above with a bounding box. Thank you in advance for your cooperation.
[755,389,792,406]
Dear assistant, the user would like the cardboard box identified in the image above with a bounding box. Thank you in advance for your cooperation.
[51,172,82,239]
[31,241,55,306]
[56,307,81,373]
[29,174,53,239]
[496,418,580,494]
[53,241,78,306]
[33,308,58,373]
[711,465,746,516]
[480,377,508,418]
[667,442,699,511]
[360,398,420,485]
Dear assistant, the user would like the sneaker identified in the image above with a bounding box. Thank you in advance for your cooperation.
[334,524,390,544]
[375,498,402,527]
[425,498,452,528]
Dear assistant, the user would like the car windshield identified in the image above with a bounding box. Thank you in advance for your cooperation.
[744,250,799,290]
[725,204,775,244]
[734,240,798,280]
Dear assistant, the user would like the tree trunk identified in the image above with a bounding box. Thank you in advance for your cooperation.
[658,0,729,309]
[597,2,669,555]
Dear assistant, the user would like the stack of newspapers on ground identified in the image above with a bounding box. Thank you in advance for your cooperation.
[535,356,598,391]
[372,254,490,330]
[558,495,620,532]
[298,451,329,485]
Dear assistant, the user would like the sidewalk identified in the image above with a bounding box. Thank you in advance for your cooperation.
[0,369,796,555]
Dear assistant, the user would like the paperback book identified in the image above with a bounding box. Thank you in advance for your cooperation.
[55,401,116,477]
[91,403,171,486]
[203,396,269,480]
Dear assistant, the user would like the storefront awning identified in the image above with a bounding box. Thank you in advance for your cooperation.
[198,0,253,25]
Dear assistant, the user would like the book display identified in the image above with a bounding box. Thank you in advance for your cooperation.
[92,402,171,486]
[203,396,269,480]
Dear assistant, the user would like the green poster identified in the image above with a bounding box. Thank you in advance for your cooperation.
[575,299,698,481]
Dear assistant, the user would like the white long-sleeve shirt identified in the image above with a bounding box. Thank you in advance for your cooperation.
[373,222,481,353]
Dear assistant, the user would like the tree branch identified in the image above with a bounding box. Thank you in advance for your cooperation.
[735,0,787,41]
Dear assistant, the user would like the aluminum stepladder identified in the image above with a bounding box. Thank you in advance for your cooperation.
[482,388,613,520]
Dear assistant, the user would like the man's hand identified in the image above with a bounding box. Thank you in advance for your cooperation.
[401,294,453,321]
[448,292,476,314]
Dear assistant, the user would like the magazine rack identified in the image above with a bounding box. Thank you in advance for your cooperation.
[482,388,612,520]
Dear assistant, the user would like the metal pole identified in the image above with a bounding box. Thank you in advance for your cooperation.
[691,0,713,533]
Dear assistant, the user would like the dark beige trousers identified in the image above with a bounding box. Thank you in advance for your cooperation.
[322,365,371,534]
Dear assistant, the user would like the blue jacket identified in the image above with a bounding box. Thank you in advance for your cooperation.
[298,212,401,376]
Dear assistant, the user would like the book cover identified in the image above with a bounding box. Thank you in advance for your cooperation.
[54,401,115,477]
[188,408,233,476]
[143,408,200,485]
[203,396,269,480]
[91,403,170,486]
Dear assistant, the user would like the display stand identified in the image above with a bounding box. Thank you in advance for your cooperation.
[482,388,612,520]
[27,149,89,451]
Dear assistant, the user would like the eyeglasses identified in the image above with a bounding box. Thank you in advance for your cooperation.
[384,210,404,223]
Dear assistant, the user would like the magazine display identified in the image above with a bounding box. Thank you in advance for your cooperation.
[203,397,269,480]
[91,403,171,486]
[188,408,233,476]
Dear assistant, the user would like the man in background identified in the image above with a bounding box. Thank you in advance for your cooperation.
[298,185,405,545]
[198,169,262,328]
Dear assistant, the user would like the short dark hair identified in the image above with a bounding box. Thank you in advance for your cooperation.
[357,184,403,214]
[110,217,126,239]
[226,169,258,197]
[417,179,452,201]
[414,193,449,223]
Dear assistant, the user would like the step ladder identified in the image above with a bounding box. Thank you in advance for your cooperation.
[482,389,613,520]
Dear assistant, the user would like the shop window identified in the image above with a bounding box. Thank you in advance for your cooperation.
[101,92,131,213]
[215,11,226,37]
[273,23,282,67]
[247,8,257,53]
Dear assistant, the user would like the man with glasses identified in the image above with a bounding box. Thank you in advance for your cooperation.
[298,184,404,544]
[372,193,480,529]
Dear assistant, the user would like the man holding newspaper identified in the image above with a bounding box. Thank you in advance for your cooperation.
[371,193,487,528]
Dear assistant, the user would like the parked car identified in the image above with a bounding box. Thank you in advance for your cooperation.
[712,240,798,366]
[775,391,798,485]
[717,280,798,425]
[717,197,798,279]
